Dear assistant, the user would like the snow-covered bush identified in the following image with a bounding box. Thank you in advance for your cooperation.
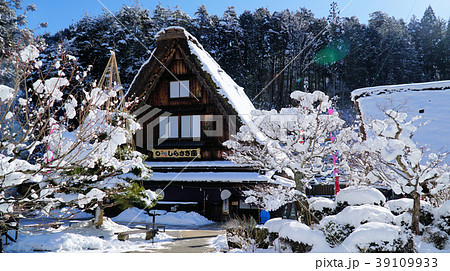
[342,222,415,253]
[335,186,386,212]
[308,197,335,222]
[386,198,435,227]
[320,205,395,247]
[322,205,395,227]
[435,200,450,235]
[264,217,294,244]
[423,226,449,250]
[320,220,354,248]
[420,201,450,250]
[386,198,414,215]
[278,220,329,252]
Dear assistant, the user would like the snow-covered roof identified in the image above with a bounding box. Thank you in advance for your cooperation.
[144,160,250,168]
[351,80,450,101]
[181,28,257,127]
[352,81,450,162]
[133,27,256,128]
[146,171,269,183]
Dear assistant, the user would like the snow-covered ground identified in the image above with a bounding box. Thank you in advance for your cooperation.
[3,196,449,253]
[3,208,214,253]
[4,218,173,253]
[111,207,214,226]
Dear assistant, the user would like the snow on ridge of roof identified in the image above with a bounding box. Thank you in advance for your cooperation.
[144,160,251,168]
[146,171,269,183]
[351,80,450,101]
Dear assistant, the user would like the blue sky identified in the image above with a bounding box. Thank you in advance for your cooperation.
[22,0,450,35]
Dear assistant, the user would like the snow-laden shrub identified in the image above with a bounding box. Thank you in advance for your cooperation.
[322,205,395,228]
[421,200,450,250]
[309,197,335,222]
[278,220,328,253]
[436,200,450,235]
[386,198,436,226]
[386,198,414,215]
[394,212,414,228]
[437,200,450,218]
[320,220,354,247]
[335,186,386,212]
[320,205,395,247]
[264,218,295,243]
[423,226,449,250]
[342,222,415,253]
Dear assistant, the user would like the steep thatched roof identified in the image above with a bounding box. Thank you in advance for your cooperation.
[126,27,256,127]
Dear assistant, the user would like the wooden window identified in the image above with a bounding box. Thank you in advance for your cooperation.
[169,80,190,98]
[159,116,179,139]
[181,115,201,138]
[169,116,178,138]
[159,116,168,139]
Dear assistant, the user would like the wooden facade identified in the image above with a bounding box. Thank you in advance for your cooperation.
[127,28,238,161]
[126,27,267,221]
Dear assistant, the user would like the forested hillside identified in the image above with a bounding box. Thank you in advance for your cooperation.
[42,3,449,112]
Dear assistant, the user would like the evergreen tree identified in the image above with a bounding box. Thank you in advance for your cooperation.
[410,6,446,81]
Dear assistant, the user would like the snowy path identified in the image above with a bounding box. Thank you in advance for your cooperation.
[157,229,225,253]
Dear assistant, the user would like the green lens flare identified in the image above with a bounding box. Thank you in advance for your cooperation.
[314,38,350,66]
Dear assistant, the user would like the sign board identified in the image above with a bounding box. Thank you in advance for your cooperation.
[152,148,201,159]
[222,198,229,214]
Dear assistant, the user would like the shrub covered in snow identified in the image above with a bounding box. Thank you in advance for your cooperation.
[435,200,450,235]
[322,205,395,228]
[320,205,395,247]
[278,220,329,253]
[437,200,450,218]
[320,220,354,247]
[423,226,449,250]
[308,197,335,222]
[335,186,386,212]
[386,198,436,226]
[264,217,296,243]
[342,222,415,253]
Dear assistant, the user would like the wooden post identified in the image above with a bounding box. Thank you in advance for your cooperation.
[94,201,104,228]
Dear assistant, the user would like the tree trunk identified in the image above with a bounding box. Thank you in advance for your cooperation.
[94,201,104,228]
[294,172,311,226]
[411,192,421,235]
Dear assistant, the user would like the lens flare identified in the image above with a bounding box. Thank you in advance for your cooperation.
[314,38,350,66]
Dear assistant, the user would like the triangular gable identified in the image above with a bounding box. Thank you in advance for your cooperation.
[126,27,256,127]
